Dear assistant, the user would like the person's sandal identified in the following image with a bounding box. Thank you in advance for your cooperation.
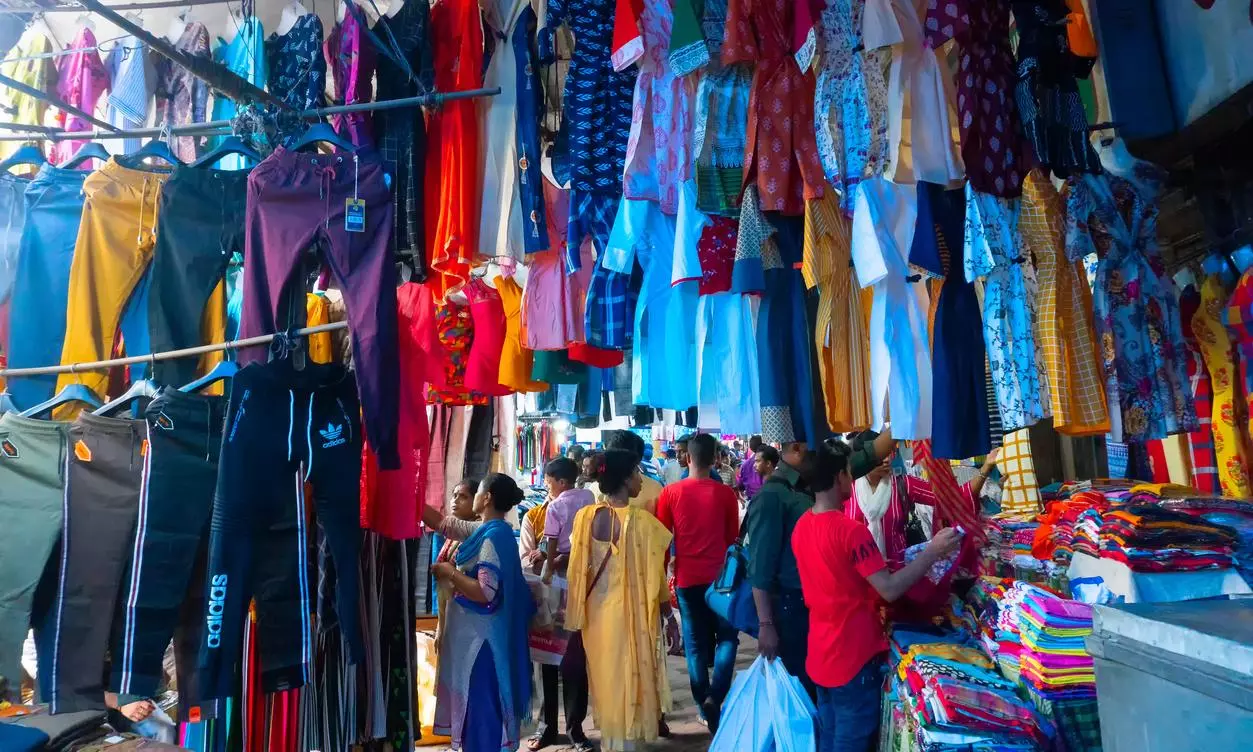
[566,739,595,752]
[527,730,559,751]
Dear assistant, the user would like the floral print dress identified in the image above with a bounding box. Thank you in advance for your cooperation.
[812,0,891,214]
[1065,162,1197,442]
[965,185,1050,432]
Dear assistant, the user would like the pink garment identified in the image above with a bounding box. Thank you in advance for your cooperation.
[52,29,110,166]
[359,283,432,539]
[612,0,695,213]
[462,278,511,395]
[522,180,594,350]
[542,488,596,553]
[846,474,934,565]
[325,8,377,146]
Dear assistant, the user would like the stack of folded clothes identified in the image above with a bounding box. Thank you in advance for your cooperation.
[1014,586,1097,700]
[1099,505,1238,572]
[885,623,1055,751]
[1071,508,1104,559]
[1162,498,1253,584]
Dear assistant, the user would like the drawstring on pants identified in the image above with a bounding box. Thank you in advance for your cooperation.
[135,176,157,247]
[318,166,337,230]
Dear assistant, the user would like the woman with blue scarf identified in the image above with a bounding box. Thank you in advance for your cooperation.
[431,473,534,751]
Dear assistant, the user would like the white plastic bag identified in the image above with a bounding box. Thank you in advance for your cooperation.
[710,656,774,752]
[764,657,818,752]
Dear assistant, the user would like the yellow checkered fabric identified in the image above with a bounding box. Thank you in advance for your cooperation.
[806,192,873,433]
[1026,170,1109,436]
[999,428,1042,514]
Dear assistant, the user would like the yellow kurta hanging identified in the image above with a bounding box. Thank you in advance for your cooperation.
[496,275,548,392]
[805,192,873,433]
[1025,170,1109,436]
[1192,275,1252,497]
[566,503,671,751]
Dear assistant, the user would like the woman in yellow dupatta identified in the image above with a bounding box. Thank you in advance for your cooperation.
[566,449,673,750]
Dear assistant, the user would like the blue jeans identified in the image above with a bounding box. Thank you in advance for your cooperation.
[816,655,886,752]
[675,584,739,721]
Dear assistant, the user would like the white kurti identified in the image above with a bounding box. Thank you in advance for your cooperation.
[479,0,533,259]
[850,177,933,439]
[865,0,964,186]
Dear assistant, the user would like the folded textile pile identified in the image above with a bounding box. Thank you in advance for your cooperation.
[1072,508,1104,558]
[1162,498,1253,584]
[1011,584,1096,701]
[885,623,1054,751]
[1099,505,1238,572]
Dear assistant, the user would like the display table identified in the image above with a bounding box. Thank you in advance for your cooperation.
[1066,552,1251,603]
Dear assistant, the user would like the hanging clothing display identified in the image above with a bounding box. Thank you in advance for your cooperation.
[0,30,55,165]
[1178,285,1221,496]
[851,177,932,439]
[1218,271,1253,493]
[1023,169,1108,437]
[463,278,512,396]
[427,298,490,407]
[0,171,31,374]
[811,0,891,214]
[326,4,377,147]
[998,428,1042,514]
[871,0,963,188]
[426,0,484,301]
[925,0,1031,198]
[497,275,549,392]
[104,37,153,154]
[265,11,327,111]
[966,186,1050,433]
[523,179,594,350]
[722,0,825,215]
[1010,0,1101,180]
[1066,162,1196,442]
[51,29,111,167]
[480,0,549,259]
[917,182,989,459]
[375,0,434,278]
[807,191,872,433]
[210,16,267,170]
[154,22,212,163]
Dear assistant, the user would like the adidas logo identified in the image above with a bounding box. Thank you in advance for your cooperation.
[319,422,346,449]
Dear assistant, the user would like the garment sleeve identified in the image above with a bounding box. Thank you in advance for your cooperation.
[668,0,711,75]
[1063,178,1097,262]
[923,0,969,48]
[963,185,999,283]
[850,185,889,288]
[720,0,758,67]
[672,181,709,284]
[848,443,879,480]
[655,487,675,530]
[438,516,482,541]
[744,493,781,589]
[792,0,822,71]
[862,0,903,51]
[543,501,564,539]
[603,199,645,275]
[849,525,888,579]
[520,515,538,557]
[611,0,645,71]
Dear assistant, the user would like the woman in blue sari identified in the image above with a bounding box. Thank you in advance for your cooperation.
[431,473,534,751]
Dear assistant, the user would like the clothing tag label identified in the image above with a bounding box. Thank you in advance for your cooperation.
[141,439,150,457]
[345,198,366,233]
[154,411,174,430]
[0,438,18,458]
[74,439,92,462]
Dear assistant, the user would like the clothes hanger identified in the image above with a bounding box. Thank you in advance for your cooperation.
[119,137,183,168]
[0,144,46,174]
[179,359,239,393]
[93,369,160,417]
[191,136,260,168]
[19,368,102,417]
[291,122,357,153]
[58,142,110,170]
[0,392,16,415]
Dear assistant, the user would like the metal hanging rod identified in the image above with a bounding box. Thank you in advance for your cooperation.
[0,34,130,63]
[0,321,348,378]
[0,70,120,132]
[0,86,501,141]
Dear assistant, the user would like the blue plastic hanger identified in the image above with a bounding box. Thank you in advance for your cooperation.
[19,381,102,417]
[119,137,184,168]
[0,392,15,414]
[291,122,357,153]
[192,136,261,168]
[1231,245,1253,275]
[179,359,239,393]
[0,144,46,173]
[59,142,110,170]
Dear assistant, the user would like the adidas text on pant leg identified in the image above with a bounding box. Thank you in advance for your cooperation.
[46,413,145,712]
[200,361,364,700]
[112,388,226,698]
[0,414,69,700]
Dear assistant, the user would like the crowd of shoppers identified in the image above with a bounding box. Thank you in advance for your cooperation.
[419,425,992,752]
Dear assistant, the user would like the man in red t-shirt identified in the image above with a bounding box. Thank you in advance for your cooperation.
[792,442,960,752]
[655,433,741,733]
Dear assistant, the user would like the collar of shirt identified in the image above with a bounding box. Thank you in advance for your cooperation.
[773,462,801,488]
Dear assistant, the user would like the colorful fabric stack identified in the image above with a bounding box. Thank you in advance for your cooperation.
[885,622,1054,751]
[1014,585,1096,700]
[1072,508,1104,558]
[1162,498,1253,583]
[1099,505,1238,572]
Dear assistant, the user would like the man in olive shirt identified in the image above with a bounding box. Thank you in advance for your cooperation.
[744,428,897,693]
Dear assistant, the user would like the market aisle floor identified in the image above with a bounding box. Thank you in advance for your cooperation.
[428,637,759,751]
